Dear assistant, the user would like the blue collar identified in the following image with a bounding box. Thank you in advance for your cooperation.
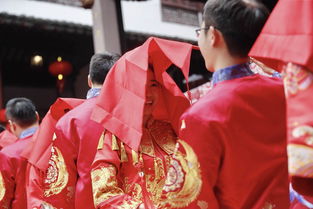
[212,62,254,87]
[19,126,38,139]
[86,88,101,99]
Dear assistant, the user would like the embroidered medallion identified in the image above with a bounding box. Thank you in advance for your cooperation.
[0,172,5,202]
[44,146,69,197]
[159,140,202,208]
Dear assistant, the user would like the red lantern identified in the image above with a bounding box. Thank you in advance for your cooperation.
[49,58,73,77]
[49,57,73,93]
[0,109,6,123]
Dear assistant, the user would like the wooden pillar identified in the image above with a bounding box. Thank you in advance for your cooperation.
[92,0,125,54]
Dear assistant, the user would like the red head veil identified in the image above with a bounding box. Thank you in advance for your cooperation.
[23,98,84,170]
[91,37,196,151]
[249,0,313,72]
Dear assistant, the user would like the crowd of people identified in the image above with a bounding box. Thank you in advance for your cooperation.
[0,0,312,208]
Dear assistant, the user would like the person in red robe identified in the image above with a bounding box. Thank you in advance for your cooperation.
[0,130,17,150]
[160,0,290,208]
[41,52,120,209]
[1,97,39,208]
[249,1,313,208]
[0,152,14,209]
[24,98,84,209]
[90,37,198,208]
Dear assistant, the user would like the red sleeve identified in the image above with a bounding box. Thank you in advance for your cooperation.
[91,131,141,209]
[41,120,79,209]
[160,114,224,209]
[0,153,15,209]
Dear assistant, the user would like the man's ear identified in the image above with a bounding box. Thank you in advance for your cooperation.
[210,26,222,47]
[35,111,40,122]
[8,120,16,133]
[88,74,92,88]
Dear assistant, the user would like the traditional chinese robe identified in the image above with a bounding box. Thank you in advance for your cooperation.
[161,63,290,208]
[0,152,14,209]
[92,120,177,208]
[90,37,195,208]
[249,1,313,207]
[24,98,84,209]
[0,130,17,150]
[1,127,37,208]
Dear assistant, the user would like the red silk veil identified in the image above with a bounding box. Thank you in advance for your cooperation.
[91,37,198,151]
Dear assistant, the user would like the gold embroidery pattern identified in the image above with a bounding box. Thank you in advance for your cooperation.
[160,140,202,208]
[118,199,142,209]
[283,62,313,96]
[292,125,313,146]
[197,200,208,209]
[91,165,124,207]
[149,120,177,155]
[44,146,69,197]
[124,178,142,202]
[263,201,276,209]
[0,172,5,202]
[146,157,166,206]
[288,144,313,177]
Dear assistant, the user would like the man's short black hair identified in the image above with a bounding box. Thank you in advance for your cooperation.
[5,97,37,127]
[203,0,269,57]
[89,52,120,85]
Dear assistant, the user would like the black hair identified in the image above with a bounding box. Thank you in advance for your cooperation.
[203,0,269,57]
[5,97,37,127]
[89,52,120,85]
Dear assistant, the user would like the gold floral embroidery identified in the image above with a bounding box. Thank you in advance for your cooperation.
[263,201,276,209]
[149,120,177,155]
[146,157,166,206]
[288,144,313,177]
[160,140,202,208]
[118,199,142,209]
[40,202,57,209]
[44,146,69,197]
[283,62,313,96]
[91,165,124,207]
[0,172,5,202]
[124,177,142,201]
[197,200,208,209]
[292,125,313,146]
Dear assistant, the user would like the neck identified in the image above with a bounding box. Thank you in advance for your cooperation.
[91,84,102,89]
[213,53,249,72]
[16,123,39,138]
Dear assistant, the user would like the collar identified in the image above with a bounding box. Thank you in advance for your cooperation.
[86,88,101,99]
[19,126,38,139]
[212,62,254,87]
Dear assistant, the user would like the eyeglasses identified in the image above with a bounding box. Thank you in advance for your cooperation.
[195,27,209,37]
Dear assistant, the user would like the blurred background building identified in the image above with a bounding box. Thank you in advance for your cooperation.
[0,0,277,118]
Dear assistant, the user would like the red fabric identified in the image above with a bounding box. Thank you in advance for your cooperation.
[249,0,313,72]
[1,136,33,209]
[22,98,84,170]
[0,152,14,209]
[171,75,289,208]
[53,97,104,209]
[24,98,84,209]
[0,130,17,150]
[91,37,194,152]
[282,64,313,199]
[92,121,177,209]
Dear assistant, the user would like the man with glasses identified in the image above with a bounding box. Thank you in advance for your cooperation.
[160,0,289,208]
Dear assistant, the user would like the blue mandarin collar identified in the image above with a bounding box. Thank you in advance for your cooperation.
[19,126,38,139]
[212,62,254,87]
[86,88,101,99]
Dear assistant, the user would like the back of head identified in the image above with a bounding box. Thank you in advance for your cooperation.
[5,97,37,128]
[89,52,120,85]
[203,0,269,58]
